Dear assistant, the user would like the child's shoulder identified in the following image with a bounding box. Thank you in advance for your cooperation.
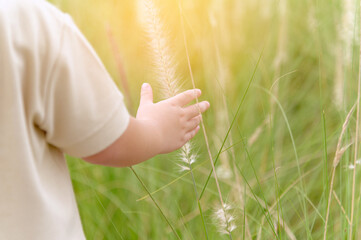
[0,0,74,55]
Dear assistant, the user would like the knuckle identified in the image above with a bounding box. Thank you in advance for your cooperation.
[169,101,177,107]
[183,91,191,98]
[180,108,187,118]
[191,119,197,127]
[186,89,197,98]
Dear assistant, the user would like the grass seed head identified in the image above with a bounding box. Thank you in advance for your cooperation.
[212,203,237,235]
[216,165,233,180]
[178,142,198,172]
[138,0,181,99]
[348,164,355,170]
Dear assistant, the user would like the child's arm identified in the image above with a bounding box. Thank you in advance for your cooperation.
[84,83,210,167]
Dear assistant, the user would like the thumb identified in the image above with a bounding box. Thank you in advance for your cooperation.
[139,83,153,105]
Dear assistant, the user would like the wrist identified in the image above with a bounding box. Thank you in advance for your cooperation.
[135,118,164,156]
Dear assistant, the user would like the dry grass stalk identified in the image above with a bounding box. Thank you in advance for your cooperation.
[323,103,356,240]
[349,6,361,236]
[334,46,345,110]
[209,4,253,235]
[333,190,351,225]
[208,3,254,236]
[272,0,287,96]
[213,106,233,180]
[255,168,316,240]
[273,0,288,72]
[271,0,288,165]
[106,25,134,112]
[179,3,231,237]
[248,116,270,147]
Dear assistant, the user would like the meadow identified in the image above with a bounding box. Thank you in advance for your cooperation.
[50,0,360,239]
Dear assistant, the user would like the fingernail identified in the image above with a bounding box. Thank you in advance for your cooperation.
[142,83,149,89]
[195,89,201,95]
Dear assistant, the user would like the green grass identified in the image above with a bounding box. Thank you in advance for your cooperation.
[48,0,361,238]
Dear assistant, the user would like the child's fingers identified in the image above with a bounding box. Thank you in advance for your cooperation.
[139,83,153,105]
[171,89,201,106]
[185,125,201,142]
[184,101,210,119]
[186,115,202,131]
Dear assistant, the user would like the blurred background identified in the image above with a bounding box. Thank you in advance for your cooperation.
[48,0,361,239]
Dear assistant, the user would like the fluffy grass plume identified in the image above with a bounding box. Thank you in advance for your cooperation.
[334,0,356,110]
[178,142,197,172]
[212,203,236,235]
[138,0,181,99]
[138,0,210,238]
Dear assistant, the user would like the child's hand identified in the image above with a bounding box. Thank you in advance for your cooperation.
[136,83,210,154]
[84,83,210,167]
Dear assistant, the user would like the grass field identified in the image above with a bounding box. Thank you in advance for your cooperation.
[50,0,361,239]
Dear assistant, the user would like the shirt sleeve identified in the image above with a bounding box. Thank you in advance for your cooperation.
[41,15,130,158]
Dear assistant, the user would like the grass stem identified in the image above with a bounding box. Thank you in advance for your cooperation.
[130,167,181,240]
[349,6,361,237]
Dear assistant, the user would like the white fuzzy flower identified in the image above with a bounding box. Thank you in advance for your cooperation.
[347,160,361,170]
[348,164,355,170]
[177,142,198,172]
[138,0,181,99]
[212,203,236,235]
[216,165,233,180]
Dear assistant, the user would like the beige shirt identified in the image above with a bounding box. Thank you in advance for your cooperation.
[0,0,130,239]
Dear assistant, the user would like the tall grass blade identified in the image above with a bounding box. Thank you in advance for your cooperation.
[130,167,181,240]
[199,50,263,199]
[235,161,279,239]
[178,2,230,237]
[323,103,356,240]
[258,86,311,236]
